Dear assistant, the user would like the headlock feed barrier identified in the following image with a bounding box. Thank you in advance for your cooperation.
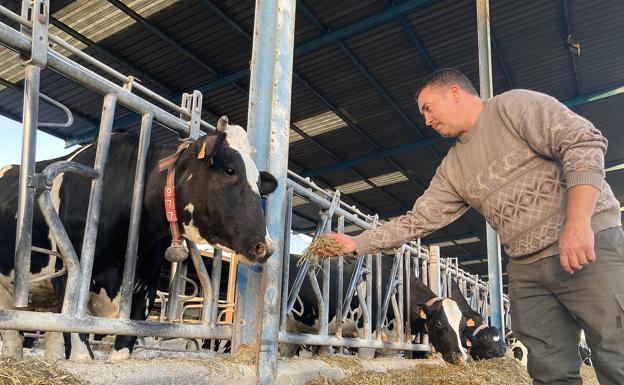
[0,0,509,371]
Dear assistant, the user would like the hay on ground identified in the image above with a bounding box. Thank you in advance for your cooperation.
[0,357,84,385]
[305,357,602,385]
[306,358,532,385]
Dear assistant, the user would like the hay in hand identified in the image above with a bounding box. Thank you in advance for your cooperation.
[0,357,84,385]
[299,235,346,266]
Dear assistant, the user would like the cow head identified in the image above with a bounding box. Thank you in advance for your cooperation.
[176,116,277,263]
[413,298,467,365]
[464,324,506,360]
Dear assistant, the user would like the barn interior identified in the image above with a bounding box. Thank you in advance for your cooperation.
[0,0,622,293]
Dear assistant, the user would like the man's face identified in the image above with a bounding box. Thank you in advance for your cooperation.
[417,85,462,137]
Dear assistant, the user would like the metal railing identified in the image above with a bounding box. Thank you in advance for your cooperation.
[0,0,508,367]
[0,1,226,360]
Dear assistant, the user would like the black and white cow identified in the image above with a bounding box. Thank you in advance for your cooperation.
[0,116,277,360]
[285,254,468,365]
[448,278,506,360]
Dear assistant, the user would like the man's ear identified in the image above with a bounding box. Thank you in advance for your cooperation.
[465,338,472,347]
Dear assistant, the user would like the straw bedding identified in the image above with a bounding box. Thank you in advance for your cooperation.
[306,357,600,385]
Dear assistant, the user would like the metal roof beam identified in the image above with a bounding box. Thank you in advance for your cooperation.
[48,16,174,95]
[382,0,435,70]
[564,83,624,107]
[303,83,624,177]
[296,0,447,196]
[302,136,450,177]
[562,0,582,96]
[490,34,514,90]
[197,0,437,93]
[106,0,220,77]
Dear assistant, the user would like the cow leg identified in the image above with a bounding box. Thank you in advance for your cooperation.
[109,281,156,361]
[0,283,23,358]
[1,330,23,358]
[69,333,93,361]
[43,332,65,360]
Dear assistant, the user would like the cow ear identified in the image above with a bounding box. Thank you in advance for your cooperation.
[197,127,226,163]
[466,318,475,327]
[259,171,277,196]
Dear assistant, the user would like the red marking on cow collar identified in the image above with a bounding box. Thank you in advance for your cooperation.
[158,142,191,251]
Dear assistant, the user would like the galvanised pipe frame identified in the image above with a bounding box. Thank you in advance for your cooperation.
[0,0,227,360]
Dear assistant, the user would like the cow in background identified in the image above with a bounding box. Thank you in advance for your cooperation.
[448,278,506,360]
[283,254,468,365]
[0,116,277,360]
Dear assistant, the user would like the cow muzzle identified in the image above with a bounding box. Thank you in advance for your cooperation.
[252,235,274,263]
[447,351,467,366]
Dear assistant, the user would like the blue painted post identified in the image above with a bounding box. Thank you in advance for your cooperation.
[476,0,505,331]
[231,0,297,383]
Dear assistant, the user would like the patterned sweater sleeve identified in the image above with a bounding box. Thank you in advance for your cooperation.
[500,90,608,189]
[352,159,469,255]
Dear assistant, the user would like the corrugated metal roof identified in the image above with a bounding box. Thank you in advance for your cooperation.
[0,0,622,279]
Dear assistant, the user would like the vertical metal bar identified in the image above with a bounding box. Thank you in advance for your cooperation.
[13,0,49,307]
[399,249,406,343]
[365,253,373,339]
[375,252,382,340]
[428,246,441,295]
[320,223,331,336]
[210,248,223,327]
[118,113,153,319]
[280,188,294,333]
[234,1,296,383]
[13,64,40,308]
[187,240,212,325]
[335,216,344,338]
[477,0,505,331]
[166,261,183,321]
[75,94,116,316]
[405,249,412,342]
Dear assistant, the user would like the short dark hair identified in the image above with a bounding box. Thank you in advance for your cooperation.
[415,68,479,100]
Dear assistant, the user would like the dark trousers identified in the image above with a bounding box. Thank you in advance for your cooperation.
[508,226,624,385]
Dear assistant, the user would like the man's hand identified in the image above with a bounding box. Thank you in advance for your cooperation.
[325,233,357,255]
[559,220,596,273]
[559,184,600,273]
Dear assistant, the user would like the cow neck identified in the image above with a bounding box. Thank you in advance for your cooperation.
[158,141,192,262]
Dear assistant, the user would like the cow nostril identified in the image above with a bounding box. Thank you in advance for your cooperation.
[254,242,267,257]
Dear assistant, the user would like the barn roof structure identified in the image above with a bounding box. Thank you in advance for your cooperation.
[0,0,622,290]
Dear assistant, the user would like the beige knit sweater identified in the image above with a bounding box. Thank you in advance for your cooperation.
[352,90,621,263]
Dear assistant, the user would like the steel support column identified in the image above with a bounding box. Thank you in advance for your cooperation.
[231,1,296,383]
[476,0,504,331]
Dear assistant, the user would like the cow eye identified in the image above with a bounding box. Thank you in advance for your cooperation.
[436,320,443,327]
[225,168,236,176]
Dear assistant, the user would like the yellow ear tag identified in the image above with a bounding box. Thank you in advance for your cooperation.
[419,309,427,319]
[198,142,206,159]
[467,319,475,327]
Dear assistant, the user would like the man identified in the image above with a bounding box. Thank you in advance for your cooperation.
[328,68,624,385]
